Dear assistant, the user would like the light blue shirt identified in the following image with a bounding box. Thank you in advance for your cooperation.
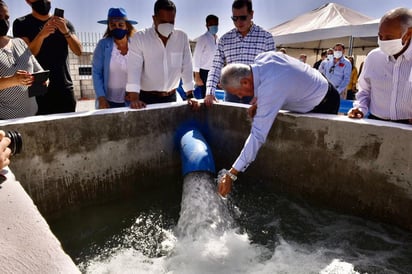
[322,57,352,94]
[233,52,329,172]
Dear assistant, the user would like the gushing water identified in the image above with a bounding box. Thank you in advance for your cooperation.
[73,171,384,274]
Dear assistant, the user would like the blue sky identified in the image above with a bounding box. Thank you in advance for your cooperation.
[6,0,412,40]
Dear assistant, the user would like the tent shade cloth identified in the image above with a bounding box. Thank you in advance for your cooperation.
[269,3,379,54]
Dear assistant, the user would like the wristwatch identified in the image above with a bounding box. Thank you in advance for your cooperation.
[226,170,237,181]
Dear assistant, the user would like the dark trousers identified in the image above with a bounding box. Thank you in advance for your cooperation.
[36,86,76,115]
[368,114,410,125]
[140,92,176,104]
[197,69,209,99]
[311,82,340,114]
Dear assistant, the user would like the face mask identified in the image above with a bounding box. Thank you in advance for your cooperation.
[0,19,9,36]
[31,0,51,16]
[110,28,128,40]
[208,25,218,35]
[333,50,343,59]
[327,54,333,60]
[157,23,174,37]
[378,37,405,56]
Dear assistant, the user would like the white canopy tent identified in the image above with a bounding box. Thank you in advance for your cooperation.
[268,3,380,66]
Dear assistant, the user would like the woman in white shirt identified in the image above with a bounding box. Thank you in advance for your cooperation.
[92,7,137,109]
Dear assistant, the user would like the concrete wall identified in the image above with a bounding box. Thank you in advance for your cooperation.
[1,102,412,271]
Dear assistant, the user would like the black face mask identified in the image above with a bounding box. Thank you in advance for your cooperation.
[31,0,51,16]
[110,28,128,40]
[0,19,9,36]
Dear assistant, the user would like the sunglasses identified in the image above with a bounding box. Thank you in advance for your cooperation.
[231,15,248,22]
[329,65,335,74]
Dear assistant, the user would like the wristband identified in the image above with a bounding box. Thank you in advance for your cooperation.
[64,31,72,38]
[226,170,237,181]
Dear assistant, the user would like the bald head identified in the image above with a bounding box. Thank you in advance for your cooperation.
[380,8,412,34]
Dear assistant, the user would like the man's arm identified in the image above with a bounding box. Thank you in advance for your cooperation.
[126,35,146,109]
[54,17,82,56]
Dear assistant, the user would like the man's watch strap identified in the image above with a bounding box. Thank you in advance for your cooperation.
[226,170,237,181]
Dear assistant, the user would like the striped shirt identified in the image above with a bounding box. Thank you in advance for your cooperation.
[205,24,275,96]
[0,38,41,119]
[354,44,412,120]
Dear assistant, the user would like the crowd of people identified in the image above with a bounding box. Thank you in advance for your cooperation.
[0,0,410,196]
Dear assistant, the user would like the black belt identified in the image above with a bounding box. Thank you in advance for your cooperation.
[140,89,176,97]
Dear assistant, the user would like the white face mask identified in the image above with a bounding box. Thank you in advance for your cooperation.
[333,50,343,59]
[378,37,404,56]
[157,23,174,37]
[327,54,334,60]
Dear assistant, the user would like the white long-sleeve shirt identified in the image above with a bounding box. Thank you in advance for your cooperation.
[233,52,328,172]
[192,31,218,72]
[354,44,412,120]
[126,27,194,93]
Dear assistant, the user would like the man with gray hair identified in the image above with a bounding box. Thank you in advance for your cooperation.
[217,51,339,197]
[348,7,412,124]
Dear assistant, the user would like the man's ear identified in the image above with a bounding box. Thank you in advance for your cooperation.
[240,76,252,88]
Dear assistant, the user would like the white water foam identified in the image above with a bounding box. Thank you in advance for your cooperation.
[82,171,361,274]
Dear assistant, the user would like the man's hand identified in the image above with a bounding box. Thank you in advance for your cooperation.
[247,97,258,118]
[194,72,204,87]
[52,16,69,36]
[127,92,146,109]
[204,94,218,108]
[218,174,233,197]
[348,108,364,119]
[187,98,201,111]
[217,168,238,197]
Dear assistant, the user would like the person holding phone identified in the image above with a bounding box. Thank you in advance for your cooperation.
[92,7,137,109]
[12,0,82,115]
[0,0,44,119]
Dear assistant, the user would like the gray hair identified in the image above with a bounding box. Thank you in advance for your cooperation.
[381,8,412,33]
[220,63,251,90]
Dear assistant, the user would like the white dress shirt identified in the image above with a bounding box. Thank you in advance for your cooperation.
[126,27,194,93]
[192,31,218,72]
[233,52,329,172]
[354,43,412,120]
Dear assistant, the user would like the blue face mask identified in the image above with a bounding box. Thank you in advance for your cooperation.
[110,28,128,40]
[208,25,218,35]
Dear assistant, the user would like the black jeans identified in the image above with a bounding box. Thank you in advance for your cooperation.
[311,82,340,114]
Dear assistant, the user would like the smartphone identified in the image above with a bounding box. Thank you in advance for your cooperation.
[54,8,64,18]
[28,70,50,97]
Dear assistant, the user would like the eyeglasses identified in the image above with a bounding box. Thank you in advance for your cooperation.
[329,65,335,74]
[231,15,248,22]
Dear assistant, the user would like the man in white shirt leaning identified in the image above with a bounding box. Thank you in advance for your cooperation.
[126,0,194,108]
[348,8,412,124]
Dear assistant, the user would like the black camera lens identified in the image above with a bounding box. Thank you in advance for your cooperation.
[5,130,22,155]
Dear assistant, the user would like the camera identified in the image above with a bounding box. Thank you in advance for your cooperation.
[5,130,22,155]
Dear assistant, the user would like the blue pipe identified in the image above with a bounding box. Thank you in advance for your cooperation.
[178,125,215,176]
